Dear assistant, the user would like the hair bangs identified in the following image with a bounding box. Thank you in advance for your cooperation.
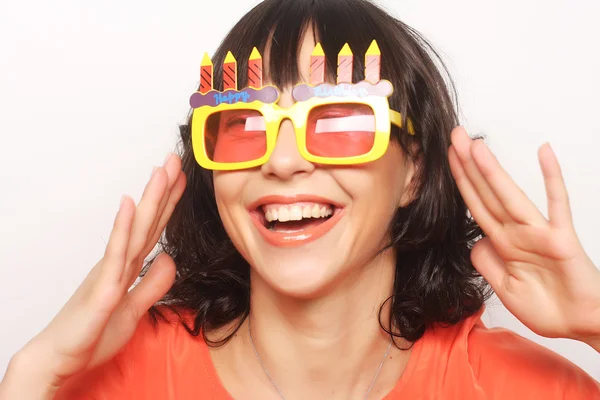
[159,1,482,348]
[208,1,314,91]
[206,1,414,124]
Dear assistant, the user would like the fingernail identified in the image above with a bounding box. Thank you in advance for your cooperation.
[164,152,173,165]
[150,166,158,178]
[474,138,487,149]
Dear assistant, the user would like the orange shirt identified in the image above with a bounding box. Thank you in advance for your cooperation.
[57,308,600,399]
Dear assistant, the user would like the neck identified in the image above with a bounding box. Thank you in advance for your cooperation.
[244,249,405,400]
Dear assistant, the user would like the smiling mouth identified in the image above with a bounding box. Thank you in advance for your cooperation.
[262,203,334,231]
[249,199,344,247]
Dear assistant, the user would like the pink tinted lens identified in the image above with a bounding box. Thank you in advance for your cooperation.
[306,103,376,158]
[205,109,267,163]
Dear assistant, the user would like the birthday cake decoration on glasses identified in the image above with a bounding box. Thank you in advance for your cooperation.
[189,49,280,108]
[189,40,415,171]
[189,40,394,108]
[293,40,392,101]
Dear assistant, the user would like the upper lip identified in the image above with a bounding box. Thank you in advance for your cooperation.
[247,194,344,211]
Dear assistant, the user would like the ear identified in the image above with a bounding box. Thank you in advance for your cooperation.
[397,144,421,208]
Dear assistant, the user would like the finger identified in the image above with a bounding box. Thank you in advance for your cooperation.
[127,253,176,315]
[145,154,182,248]
[77,197,135,293]
[450,127,511,223]
[448,145,501,235]
[470,237,506,291]
[123,168,169,282]
[140,171,187,261]
[131,172,186,288]
[100,196,136,284]
[538,143,573,229]
[90,253,176,368]
[54,199,134,322]
[469,136,546,226]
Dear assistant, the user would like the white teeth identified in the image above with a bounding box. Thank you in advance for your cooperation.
[289,206,303,221]
[302,205,312,218]
[263,203,335,223]
[278,207,290,222]
[311,204,320,218]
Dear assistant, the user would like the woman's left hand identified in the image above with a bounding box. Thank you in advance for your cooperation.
[448,126,600,348]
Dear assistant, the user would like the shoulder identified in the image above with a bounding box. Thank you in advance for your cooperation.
[116,306,214,379]
[408,307,599,399]
[125,306,203,357]
[464,309,599,399]
[56,307,215,400]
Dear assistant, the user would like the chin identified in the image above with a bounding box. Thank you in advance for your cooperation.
[251,253,344,300]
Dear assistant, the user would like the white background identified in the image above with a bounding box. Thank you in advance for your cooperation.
[0,0,599,382]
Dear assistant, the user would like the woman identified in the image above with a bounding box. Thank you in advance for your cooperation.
[1,0,599,398]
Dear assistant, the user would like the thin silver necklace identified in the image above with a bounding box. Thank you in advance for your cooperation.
[247,318,393,400]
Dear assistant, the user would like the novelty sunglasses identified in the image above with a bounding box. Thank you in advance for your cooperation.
[189,41,415,171]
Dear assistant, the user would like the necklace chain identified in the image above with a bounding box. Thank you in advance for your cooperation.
[247,318,393,400]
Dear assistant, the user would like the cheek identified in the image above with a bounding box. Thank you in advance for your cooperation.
[332,145,407,238]
[337,144,406,203]
[213,171,249,238]
[214,171,239,206]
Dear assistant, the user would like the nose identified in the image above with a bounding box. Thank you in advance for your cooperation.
[261,118,315,180]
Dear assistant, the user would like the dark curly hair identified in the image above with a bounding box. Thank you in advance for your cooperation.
[148,0,492,346]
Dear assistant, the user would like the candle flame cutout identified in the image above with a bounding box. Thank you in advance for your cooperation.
[337,43,354,84]
[364,40,381,84]
[223,51,238,90]
[199,53,214,94]
[248,47,263,88]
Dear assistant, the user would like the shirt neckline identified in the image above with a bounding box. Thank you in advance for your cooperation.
[197,327,430,399]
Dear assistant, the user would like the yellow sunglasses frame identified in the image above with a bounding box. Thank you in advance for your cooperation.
[191,88,414,171]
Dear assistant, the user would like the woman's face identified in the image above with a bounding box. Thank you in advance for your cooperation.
[213,32,415,298]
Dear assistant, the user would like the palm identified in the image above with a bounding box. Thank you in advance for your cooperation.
[48,254,173,378]
[449,127,600,341]
[24,155,186,389]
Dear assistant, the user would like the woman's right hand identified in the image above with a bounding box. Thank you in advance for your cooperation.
[0,153,187,399]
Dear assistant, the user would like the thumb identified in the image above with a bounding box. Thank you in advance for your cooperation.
[471,237,506,292]
[90,253,176,368]
[128,253,177,314]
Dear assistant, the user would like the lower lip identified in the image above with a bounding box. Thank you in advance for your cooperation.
[250,209,344,247]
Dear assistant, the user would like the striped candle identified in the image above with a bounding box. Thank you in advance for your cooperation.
[310,43,325,85]
[364,40,381,83]
[248,47,263,88]
[337,43,353,84]
[223,51,237,90]
[199,52,213,94]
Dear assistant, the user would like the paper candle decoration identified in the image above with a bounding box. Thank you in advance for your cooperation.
[337,43,354,84]
[364,40,381,83]
[223,51,238,90]
[199,52,213,94]
[248,47,263,88]
[310,43,325,85]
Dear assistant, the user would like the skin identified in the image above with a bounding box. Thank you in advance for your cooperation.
[1,30,600,400]
[208,31,416,399]
[449,129,600,344]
